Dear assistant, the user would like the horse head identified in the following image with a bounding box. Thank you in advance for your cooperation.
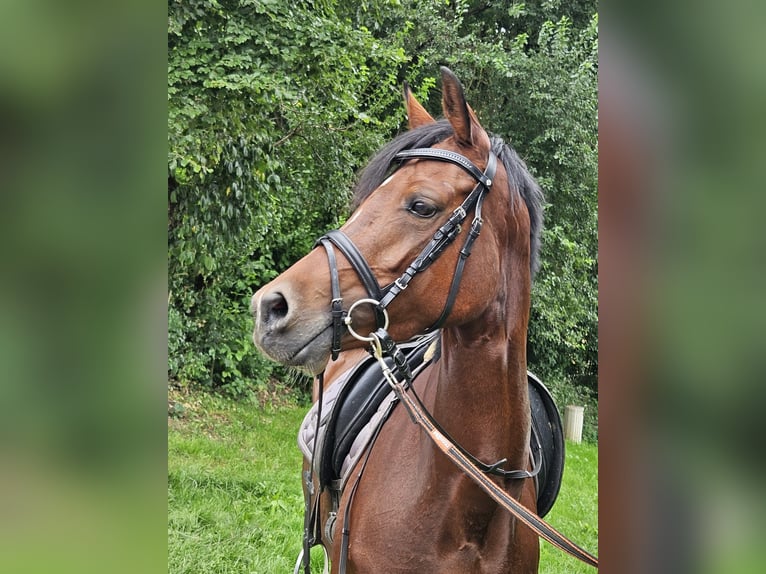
[252,67,541,375]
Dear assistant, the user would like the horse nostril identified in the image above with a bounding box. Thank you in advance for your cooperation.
[261,291,289,325]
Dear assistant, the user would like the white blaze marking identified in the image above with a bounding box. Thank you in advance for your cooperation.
[380,174,395,188]
[345,175,393,227]
[345,205,365,226]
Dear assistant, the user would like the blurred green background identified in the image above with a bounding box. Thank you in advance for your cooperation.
[0,2,166,573]
[600,1,766,572]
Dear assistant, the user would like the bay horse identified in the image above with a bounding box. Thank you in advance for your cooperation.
[253,67,547,573]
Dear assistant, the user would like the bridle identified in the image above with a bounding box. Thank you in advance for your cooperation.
[316,147,497,360]
[301,146,599,571]
[300,147,497,574]
[314,146,542,481]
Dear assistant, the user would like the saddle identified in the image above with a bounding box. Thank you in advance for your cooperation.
[298,332,565,517]
[527,371,565,517]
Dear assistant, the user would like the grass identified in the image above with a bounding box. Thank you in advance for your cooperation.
[539,441,599,572]
[168,391,308,573]
[168,390,597,573]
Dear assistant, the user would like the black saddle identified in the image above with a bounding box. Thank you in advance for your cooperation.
[320,333,565,517]
[527,371,565,517]
[319,333,438,487]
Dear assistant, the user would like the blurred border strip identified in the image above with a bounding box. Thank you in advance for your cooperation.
[600,2,766,573]
[0,2,167,573]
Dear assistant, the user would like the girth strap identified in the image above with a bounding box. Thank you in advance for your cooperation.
[302,372,326,574]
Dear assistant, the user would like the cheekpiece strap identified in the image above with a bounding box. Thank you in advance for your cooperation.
[317,229,387,330]
[319,238,344,360]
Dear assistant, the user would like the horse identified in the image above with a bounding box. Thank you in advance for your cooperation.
[252,67,546,573]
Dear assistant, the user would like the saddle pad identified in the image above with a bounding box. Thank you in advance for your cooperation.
[328,334,438,482]
[297,333,439,490]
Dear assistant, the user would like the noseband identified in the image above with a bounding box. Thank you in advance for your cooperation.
[316,148,497,360]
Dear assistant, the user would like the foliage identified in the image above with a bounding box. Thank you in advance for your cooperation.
[460,0,596,46]
[168,0,407,395]
[168,0,598,418]
[514,16,598,398]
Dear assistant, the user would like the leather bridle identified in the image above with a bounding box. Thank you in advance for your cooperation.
[316,147,497,360]
[315,144,544,482]
[301,146,598,572]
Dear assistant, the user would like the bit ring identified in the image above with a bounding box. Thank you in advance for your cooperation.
[344,298,389,342]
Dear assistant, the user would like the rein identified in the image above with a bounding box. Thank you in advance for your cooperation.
[362,325,599,569]
[304,147,598,571]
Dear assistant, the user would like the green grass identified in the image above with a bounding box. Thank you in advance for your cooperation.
[168,391,597,573]
[539,441,599,572]
[168,392,308,573]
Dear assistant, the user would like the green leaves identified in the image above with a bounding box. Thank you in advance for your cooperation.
[168,1,598,415]
[168,0,406,393]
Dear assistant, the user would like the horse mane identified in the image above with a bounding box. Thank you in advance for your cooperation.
[490,134,545,277]
[350,120,544,277]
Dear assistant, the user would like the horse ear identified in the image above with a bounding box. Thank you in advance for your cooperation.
[403,81,435,129]
[440,66,492,152]
[440,66,473,146]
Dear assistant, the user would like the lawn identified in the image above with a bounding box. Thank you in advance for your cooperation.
[168,391,597,573]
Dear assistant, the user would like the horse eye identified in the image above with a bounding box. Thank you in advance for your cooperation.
[408,200,438,218]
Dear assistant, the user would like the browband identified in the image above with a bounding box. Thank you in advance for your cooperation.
[394,148,494,189]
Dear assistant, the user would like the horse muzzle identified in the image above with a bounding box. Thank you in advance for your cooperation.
[251,283,333,374]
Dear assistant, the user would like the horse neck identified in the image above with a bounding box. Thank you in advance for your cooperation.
[430,265,532,471]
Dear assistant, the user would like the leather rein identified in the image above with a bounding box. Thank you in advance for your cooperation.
[304,147,598,570]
